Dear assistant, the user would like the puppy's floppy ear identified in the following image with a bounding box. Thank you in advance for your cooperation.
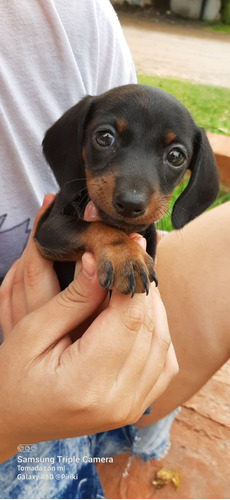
[171,128,219,229]
[42,96,94,187]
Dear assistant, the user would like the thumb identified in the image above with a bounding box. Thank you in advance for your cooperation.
[15,253,106,354]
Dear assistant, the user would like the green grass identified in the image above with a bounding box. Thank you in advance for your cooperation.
[156,181,230,232]
[137,74,230,136]
[205,22,230,34]
[137,75,230,230]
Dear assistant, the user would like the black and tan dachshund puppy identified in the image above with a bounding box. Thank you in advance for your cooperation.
[34,84,219,296]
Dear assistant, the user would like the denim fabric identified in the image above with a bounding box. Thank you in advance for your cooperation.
[132,407,180,460]
[0,409,179,499]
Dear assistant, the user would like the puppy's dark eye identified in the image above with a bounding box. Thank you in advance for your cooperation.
[167,148,186,167]
[95,131,115,147]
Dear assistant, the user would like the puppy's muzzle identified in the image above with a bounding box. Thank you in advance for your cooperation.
[113,190,147,218]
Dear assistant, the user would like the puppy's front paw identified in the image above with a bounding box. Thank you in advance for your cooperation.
[97,240,157,296]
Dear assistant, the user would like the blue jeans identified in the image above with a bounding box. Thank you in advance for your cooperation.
[0,409,179,499]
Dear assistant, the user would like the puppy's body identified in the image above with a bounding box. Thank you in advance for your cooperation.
[35,84,219,295]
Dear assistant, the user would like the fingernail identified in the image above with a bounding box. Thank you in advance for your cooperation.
[81,253,97,279]
[129,233,147,250]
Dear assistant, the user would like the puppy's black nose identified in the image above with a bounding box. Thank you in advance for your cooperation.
[114,191,147,218]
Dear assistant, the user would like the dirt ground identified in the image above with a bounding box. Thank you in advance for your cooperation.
[97,361,230,498]
[116,8,230,88]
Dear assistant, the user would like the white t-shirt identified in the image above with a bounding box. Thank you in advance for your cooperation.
[0,0,136,280]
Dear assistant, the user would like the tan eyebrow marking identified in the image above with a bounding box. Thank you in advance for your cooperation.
[116,119,126,133]
[165,131,176,144]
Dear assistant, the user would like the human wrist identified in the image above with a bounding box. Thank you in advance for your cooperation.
[0,394,23,463]
[0,426,20,463]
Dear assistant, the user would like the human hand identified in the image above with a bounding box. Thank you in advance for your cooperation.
[0,197,178,463]
[0,195,108,342]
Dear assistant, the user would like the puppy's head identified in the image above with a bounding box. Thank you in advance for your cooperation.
[43,84,219,232]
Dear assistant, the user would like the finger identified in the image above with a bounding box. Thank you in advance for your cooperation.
[73,252,95,280]
[103,284,173,420]
[156,230,162,245]
[32,194,56,238]
[0,261,18,338]
[15,253,107,354]
[141,342,179,412]
[137,287,174,402]
[10,267,28,327]
[68,290,152,383]
[128,233,147,250]
[141,287,171,386]
[12,194,60,322]
[71,252,110,341]
[112,285,168,393]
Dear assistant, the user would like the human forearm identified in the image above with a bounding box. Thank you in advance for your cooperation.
[137,202,230,427]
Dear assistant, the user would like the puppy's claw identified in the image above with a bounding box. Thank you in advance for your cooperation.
[152,270,158,287]
[98,260,114,292]
[139,267,149,296]
[128,272,135,298]
[97,245,157,297]
[103,278,112,293]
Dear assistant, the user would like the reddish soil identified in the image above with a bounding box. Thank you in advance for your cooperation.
[96,361,230,499]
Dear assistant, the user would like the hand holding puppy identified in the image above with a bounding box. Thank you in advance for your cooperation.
[0,196,178,463]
